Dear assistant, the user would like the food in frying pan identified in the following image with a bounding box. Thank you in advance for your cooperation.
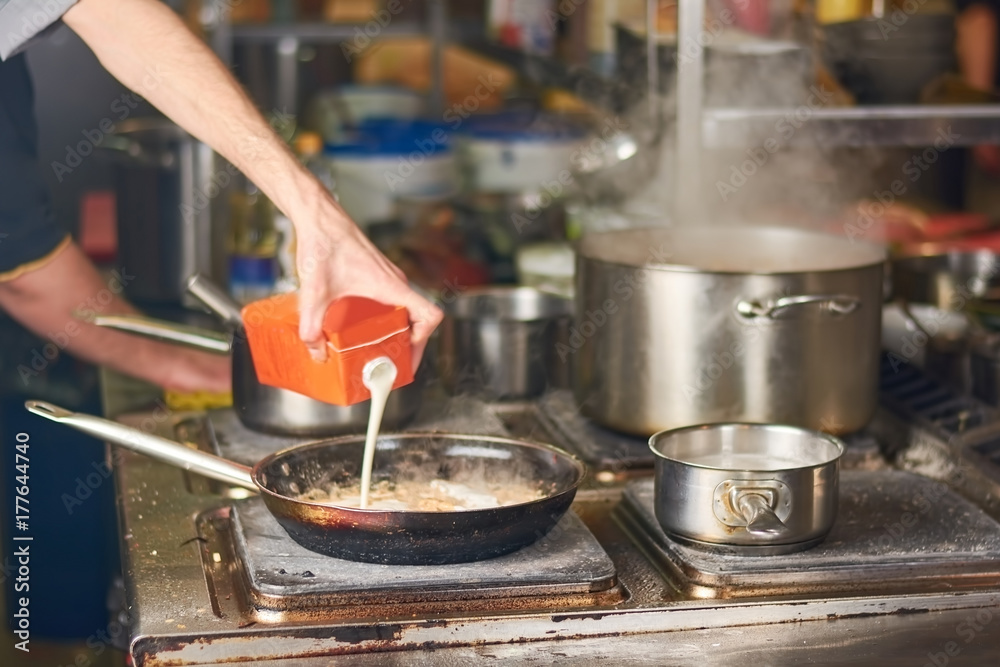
[299,478,544,511]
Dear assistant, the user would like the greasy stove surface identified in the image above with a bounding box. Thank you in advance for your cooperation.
[619,471,1000,598]
[231,500,616,609]
[534,390,654,471]
[114,382,1000,665]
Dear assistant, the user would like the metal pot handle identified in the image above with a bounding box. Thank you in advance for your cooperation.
[77,313,231,354]
[24,401,256,490]
[714,479,791,537]
[736,493,788,537]
[186,274,245,328]
[96,135,176,169]
[737,294,861,319]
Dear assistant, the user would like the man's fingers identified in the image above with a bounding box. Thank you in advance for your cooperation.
[297,288,329,362]
[411,336,430,373]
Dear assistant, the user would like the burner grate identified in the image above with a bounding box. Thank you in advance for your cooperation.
[879,354,999,437]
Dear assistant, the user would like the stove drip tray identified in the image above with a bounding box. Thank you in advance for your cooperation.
[229,499,619,613]
[617,470,1000,599]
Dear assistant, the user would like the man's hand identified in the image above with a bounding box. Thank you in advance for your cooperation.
[293,191,442,366]
[0,241,232,393]
[64,0,443,367]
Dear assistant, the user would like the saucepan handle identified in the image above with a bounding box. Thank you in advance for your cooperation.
[186,274,244,328]
[713,479,791,537]
[736,493,788,537]
[24,401,257,491]
[737,294,861,319]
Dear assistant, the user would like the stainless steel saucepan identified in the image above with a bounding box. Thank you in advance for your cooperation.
[649,423,844,555]
[90,275,421,436]
[437,286,572,399]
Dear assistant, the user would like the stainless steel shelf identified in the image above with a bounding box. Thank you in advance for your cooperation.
[230,21,425,43]
[702,105,1000,149]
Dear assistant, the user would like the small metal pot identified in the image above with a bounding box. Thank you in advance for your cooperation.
[437,287,572,399]
[89,276,421,436]
[891,249,1000,311]
[649,423,844,555]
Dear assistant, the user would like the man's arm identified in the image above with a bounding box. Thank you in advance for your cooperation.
[0,240,231,392]
[62,0,442,365]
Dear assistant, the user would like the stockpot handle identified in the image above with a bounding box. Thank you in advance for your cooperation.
[24,401,257,491]
[77,313,232,354]
[737,294,861,319]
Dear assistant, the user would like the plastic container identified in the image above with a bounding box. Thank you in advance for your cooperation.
[304,85,424,144]
[325,119,456,226]
[457,112,585,193]
[241,293,414,405]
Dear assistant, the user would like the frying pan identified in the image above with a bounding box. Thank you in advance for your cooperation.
[85,274,422,436]
[25,401,585,565]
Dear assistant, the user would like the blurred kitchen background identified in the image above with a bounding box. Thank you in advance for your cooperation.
[6,0,1000,662]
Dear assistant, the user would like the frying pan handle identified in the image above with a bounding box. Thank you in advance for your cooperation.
[737,294,861,319]
[79,313,231,354]
[24,401,257,491]
[736,493,789,537]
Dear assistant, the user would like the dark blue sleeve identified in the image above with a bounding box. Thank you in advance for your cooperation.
[0,53,67,276]
[955,0,1000,13]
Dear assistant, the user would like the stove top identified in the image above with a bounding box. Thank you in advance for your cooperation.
[534,390,654,473]
[113,360,1000,665]
[227,499,618,614]
[618,470,1000,599]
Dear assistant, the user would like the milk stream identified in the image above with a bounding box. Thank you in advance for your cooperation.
[360,358,397,509]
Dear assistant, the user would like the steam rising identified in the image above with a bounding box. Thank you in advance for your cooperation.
[595,18,891,237]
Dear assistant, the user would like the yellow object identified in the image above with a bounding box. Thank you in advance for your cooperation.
[324,0,379,23]
[816,0,867,24]
[354,38,516,110]
[542,89,597,116]
[164,390,233,412]
[295,131,324,157]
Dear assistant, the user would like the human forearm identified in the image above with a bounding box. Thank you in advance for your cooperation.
[62,0,345,234]
[63,0,442,363]
[0,241,230,391]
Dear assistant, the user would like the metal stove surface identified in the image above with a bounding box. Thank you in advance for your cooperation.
[203,391,513,466]
[230,498,617,611]
[618,470,1000,599]
[534,390,654,472]
[114,363,1000,665]
[530,390,886,477]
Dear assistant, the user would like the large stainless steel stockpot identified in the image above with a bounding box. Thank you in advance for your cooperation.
[574,226,886,435]
[649,423,844,554]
